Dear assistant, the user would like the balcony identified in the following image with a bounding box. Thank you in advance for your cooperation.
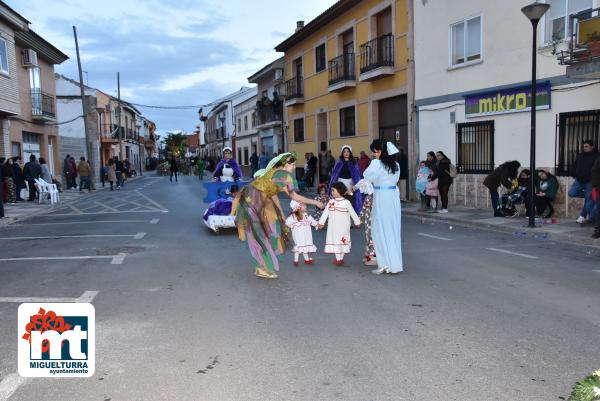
[328,53,356,92]
[557,8,600,79]
[100,124,119,142]
[359,33,395,81]
[30,89,55,121]
[284,77,304,106]
[253,103,283,129]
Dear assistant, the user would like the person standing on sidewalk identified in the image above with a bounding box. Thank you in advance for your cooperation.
[23,154,41,201]
[77,157,92,192]
[12,157,25,201]
[591,157,600,239]
[114,157,124,189]
[483,160,521,217]
[569,140,599,225]
[250,151,259,177]
[169,155,179,182]
[435,151,454,213]
[67,157,78,189]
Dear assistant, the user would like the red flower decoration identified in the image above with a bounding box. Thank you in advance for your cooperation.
[22,308,72,353]
[328,201,336,210]
[341,236,348,245]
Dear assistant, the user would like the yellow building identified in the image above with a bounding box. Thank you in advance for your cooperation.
[275,0,414,181]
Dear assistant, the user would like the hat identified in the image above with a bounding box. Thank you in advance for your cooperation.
[386,142,399,155]
[290,200,303,212]
[341,144,352,153]
[223,146,232,153]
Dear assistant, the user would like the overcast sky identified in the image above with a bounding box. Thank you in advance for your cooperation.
[6,0,336,134]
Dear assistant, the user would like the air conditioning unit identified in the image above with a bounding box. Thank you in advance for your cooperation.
[22,49,38,67]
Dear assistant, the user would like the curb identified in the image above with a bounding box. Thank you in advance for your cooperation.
[0,175,143,227]
[403,209,600,249]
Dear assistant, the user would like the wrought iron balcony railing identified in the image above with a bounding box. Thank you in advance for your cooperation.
[557,7,600,65]
[284,77,304,100]
[359,33,394,74]
[328,53,356,85]
[30,89,55,119]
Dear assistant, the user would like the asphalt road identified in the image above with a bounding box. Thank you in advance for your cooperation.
[0,175,598,401]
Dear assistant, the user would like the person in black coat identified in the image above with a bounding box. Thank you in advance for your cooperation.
[169,156,178,182]
[23,154,41,201]
[569,140,599,224]
[12,157,25,201]
[591,157,600,239]
[483,160,521,217]
[435,151,454,213]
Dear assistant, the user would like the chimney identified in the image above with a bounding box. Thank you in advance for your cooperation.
[295,20,305,32]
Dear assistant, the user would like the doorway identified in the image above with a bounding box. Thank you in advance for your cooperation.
[378,95,409,198]
[316,112,328,183]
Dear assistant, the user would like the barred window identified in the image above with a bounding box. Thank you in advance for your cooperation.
[456,120,494,173]
[294,118,304,142]
[555,109,600,176]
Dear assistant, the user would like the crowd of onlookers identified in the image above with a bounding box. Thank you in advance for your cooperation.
[476,140,599,239]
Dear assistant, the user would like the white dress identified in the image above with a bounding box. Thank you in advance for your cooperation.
[285,213,318,253]
[363,159,403,273]
[319,198,361,254]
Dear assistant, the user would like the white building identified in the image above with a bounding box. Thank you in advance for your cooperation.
[233,93,258,169]
[414,0,600,216]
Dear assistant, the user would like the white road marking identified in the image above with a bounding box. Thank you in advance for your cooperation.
[486,248,539,259]
[0,234,143,241]
[25,220,152,226]
[135,190,168,212]
[593,269,600,273]
[0,373,29,401]
[0,290,99,303]
[0,255,124,263]
[45,210,168,216]
[417,233,453,241]
[149,218,159,224]
[111,253,127,264]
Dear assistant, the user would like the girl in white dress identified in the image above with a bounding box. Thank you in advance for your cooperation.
[318,182,361,266]
[285,200,318,266]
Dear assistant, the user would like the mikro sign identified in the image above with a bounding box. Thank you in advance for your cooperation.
[464,82,551,118]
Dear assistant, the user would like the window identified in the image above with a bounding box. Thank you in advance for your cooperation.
[556,109,600,176]
[543,0,593,43]
[339,106,356,137]
[29,67,41,90]
[244,147,249,165]
[244,115,248,130]
[450,16,481,66]
[11,142,21,158]
[293,118,304,142]
[238,149,242,163]
[237,118,241,132]
[456,121,494,173]
[315,43,326,73]
[0,38,8,74]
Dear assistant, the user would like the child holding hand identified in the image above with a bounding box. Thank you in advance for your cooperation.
[318,182,361,266]
[285,200,318,266]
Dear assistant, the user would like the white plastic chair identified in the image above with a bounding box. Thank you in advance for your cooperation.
[35,178,60,205]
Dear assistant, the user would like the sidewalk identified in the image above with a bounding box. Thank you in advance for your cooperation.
[402,202,600,248]
[0,176,142,226]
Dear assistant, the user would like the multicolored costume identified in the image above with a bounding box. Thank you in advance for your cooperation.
[232,168,298,274]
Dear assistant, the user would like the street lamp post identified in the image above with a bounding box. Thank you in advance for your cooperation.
[521,1,550,228]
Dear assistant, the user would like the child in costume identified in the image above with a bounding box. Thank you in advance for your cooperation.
[416,161,431,210]
[355,179,376,266]
[285,200,318,266]
[313,184,329,220]
[318,182,361,266]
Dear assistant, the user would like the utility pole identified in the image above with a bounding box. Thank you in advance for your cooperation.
[73,26,95,188]
[117,72,123,161]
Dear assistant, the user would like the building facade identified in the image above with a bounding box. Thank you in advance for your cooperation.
[233,92,258,171]
[9,28,68,177]
[247,57,285,157]
[0,2,27,159]
[275,0,414,183]
[414,0,600,216]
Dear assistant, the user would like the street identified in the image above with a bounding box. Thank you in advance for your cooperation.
[0,175,599,401]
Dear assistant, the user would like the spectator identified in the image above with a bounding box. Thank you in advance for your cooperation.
[107,159,117,191]
[77,157,92,192]
[358,151,371,174]
[23,154,41,201]
[498,169,531,217]
[425,151,436,169]
[319,150,335,184]
[2,158,16,204]
[425,165,440,211]
[259,152,268,169]
[435,151,454,213]
[169,155,179,182]
[308,152,318,188]
[569,140,599,225]
[250,151,259,177]
[67,157,78,189]
[591,157,600,239]
[63,154,70,187]
[416,161,431,210]
[12,157,25,201]
[114,156,124,189]
[526,170,558,218]
[483,160,521,217]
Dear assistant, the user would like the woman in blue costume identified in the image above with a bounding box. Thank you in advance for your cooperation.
[362,139,403,275]
[328,145,363,214]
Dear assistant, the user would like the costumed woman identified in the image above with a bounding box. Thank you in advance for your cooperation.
[328,145,363,214]
[362,140,403,275]
[213,147,243,182]
[232,153,325,279]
